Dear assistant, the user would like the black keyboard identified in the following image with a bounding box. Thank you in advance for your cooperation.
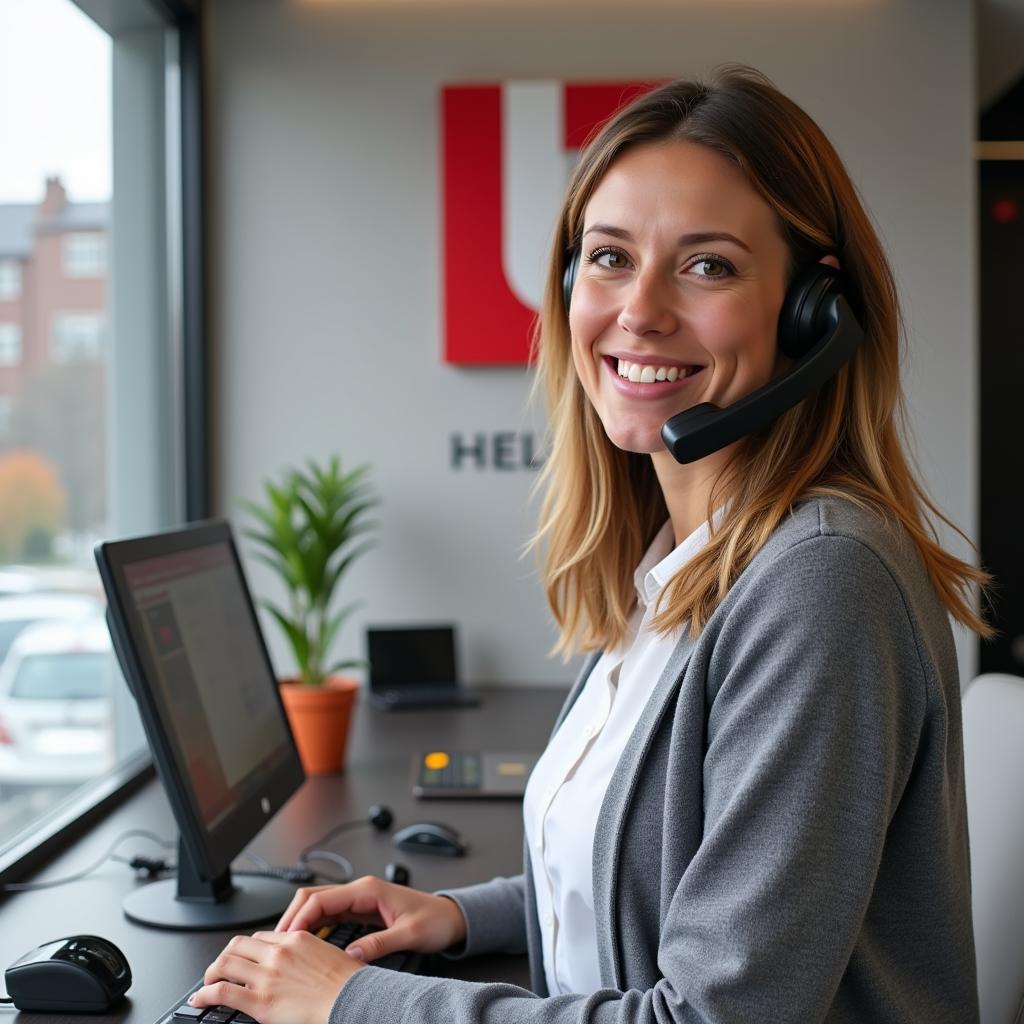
[154,922,421,1024]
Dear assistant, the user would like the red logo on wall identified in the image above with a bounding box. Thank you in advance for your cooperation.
[442,81,658,366]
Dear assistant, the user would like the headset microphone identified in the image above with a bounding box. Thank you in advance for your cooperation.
[563,255,865,464]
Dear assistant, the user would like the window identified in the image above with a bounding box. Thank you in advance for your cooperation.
[51,313,104,362]
[0,0,204,877]
[62,233,106,278]
[0,324,20,366]
[0,261,20,300]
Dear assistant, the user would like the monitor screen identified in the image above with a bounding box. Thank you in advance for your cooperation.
[96,520,305,930]
[122,542,292,830]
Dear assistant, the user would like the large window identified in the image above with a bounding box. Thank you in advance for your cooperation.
[0,0,197,869]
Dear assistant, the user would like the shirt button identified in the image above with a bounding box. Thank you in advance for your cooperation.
[544,785,556,800]
[542,913,553,928]
[582,723,595,738]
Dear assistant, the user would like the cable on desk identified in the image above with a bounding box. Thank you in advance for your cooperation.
[300,849,354,883]
[237,849,351,885]
[1,822,363,895]
[0,829,175,893]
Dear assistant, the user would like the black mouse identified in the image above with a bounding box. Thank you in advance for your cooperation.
[392,821,467,857]
[5,935,132,1011]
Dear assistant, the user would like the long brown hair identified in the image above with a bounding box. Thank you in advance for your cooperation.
[531,65,992,656]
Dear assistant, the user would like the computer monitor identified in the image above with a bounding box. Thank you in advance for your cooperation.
[95,519,305,931]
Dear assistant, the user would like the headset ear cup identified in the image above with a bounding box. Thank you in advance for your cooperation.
[777,263,844,360]
[563,247,581,315]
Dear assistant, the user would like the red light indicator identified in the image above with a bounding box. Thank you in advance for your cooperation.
[992,198,1019,224]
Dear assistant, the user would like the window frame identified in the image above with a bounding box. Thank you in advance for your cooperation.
[0,0,208,887]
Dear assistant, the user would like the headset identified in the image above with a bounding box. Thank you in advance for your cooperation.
[562,248,865,464]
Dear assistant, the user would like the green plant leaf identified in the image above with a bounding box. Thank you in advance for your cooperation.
[264,602,310,675]
[318,600,359,660]
[249,550,299,589]
[327,656,368,673]
[321,541,376,609]
[241,455,378,686]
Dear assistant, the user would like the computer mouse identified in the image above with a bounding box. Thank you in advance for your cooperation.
[5,935,132,1012]
[392,821,467,857]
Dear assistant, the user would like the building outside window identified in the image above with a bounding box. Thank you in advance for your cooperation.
[0,261,20,300]
[0,325,20,366]
[62,232,106,278]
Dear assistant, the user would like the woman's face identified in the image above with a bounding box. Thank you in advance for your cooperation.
[569,139,793,455]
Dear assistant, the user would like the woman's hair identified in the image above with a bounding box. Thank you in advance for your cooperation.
[531,64,992,656]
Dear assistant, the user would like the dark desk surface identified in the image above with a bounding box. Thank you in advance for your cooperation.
[0,687,568,1024]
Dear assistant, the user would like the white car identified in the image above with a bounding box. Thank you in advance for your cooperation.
[0,592,105,666]
[0,618,117,792]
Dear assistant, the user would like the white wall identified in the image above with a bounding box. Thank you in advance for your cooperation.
[207,0,977,687]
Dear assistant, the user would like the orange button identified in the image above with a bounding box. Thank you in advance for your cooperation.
[424,752,450,770]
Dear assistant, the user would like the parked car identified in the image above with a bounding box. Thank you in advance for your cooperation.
[0,618,116,793]
[0,592,105,666]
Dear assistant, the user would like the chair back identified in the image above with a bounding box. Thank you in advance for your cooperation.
[963,673,1024,1024]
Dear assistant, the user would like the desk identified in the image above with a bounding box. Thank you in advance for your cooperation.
[0,687,568,1024]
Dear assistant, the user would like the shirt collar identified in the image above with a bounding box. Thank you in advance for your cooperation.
[634,508,725,608]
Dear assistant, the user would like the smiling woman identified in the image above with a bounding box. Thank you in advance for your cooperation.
[193,65,988,1024]
[567,141,793,458]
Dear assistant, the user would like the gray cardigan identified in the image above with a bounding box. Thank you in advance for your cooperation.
[330,498,979,1023]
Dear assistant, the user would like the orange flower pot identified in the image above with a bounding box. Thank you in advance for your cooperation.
[278,675,359,775]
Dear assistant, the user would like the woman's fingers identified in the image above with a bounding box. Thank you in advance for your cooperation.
[275,884,335,932]
[347,894,467,961]
[344,922,413,963]
[192,931,364,1024]
[203,952,260,988]
[273,878,468,957]
[286,877,385,934]
[191,979,259,1018]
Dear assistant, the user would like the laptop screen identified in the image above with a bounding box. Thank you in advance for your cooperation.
[367,626,457,690]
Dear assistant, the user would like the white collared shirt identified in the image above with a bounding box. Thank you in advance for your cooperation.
[523,515,716,995]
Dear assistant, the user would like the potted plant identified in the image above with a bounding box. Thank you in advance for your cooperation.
[242,455,377,774]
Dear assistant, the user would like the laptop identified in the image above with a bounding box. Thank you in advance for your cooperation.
[366,624,479,710]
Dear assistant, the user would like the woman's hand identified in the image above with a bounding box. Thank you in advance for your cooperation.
[190,930,362,1024]
[276,876,467,962]
[190,878,467,1024]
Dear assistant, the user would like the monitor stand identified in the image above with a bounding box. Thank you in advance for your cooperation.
[123,837,295,931]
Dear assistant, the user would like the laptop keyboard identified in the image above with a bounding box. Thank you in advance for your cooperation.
[155,922,419,1024]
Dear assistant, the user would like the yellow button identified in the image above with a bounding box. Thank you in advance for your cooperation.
[496,761,527,776]
[424,752,450,770]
